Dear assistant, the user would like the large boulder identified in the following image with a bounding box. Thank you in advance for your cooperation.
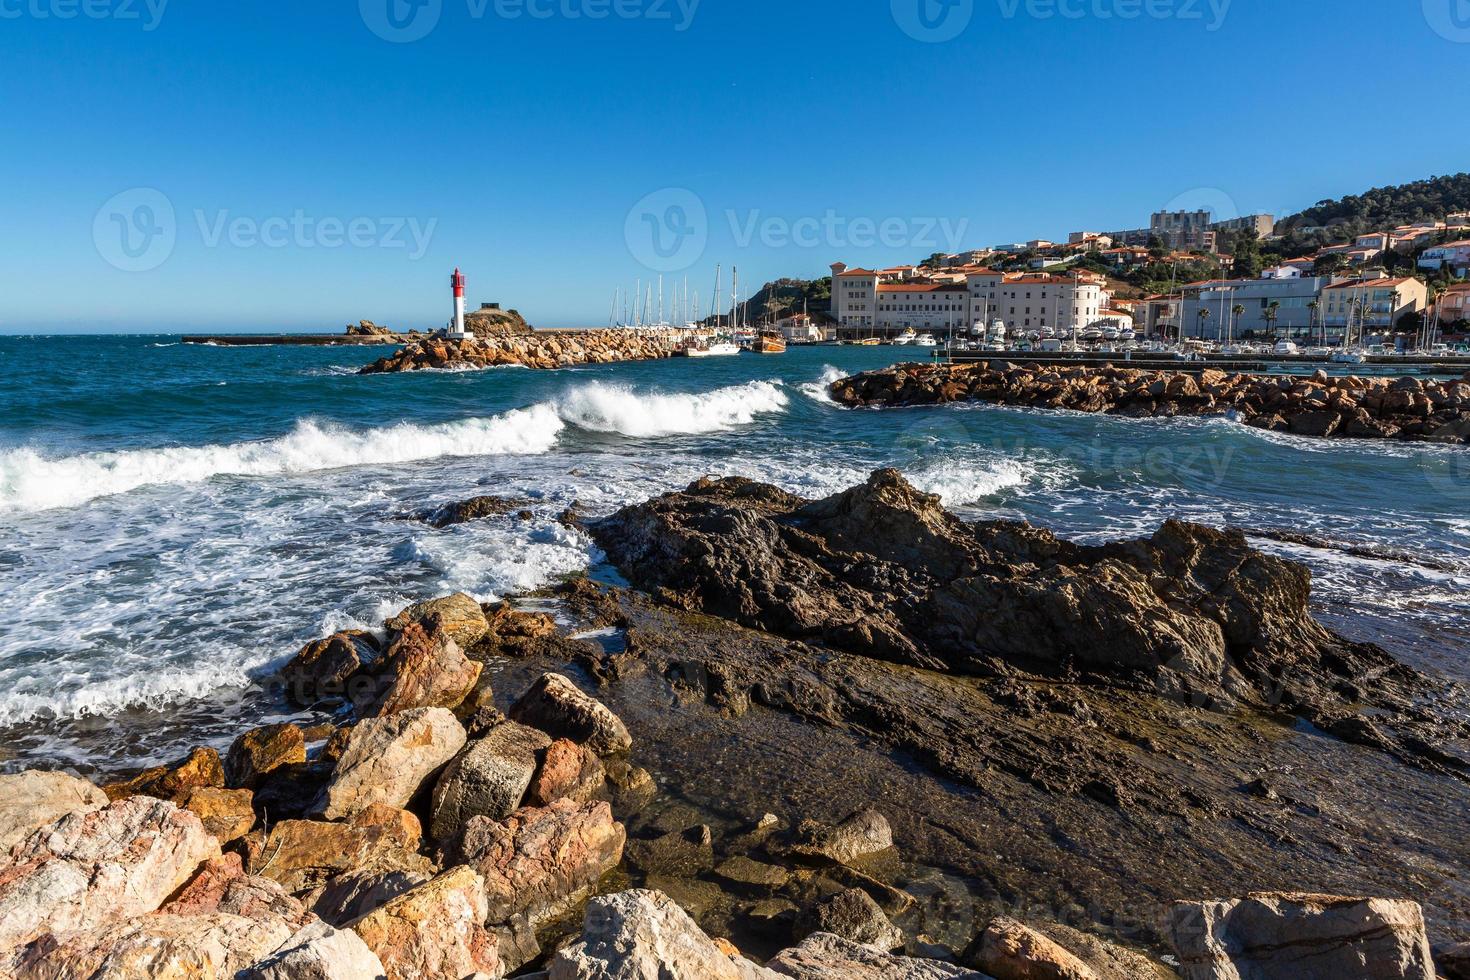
[549,889,778,979]
[428,721,550,844]
[525,737,607,807]
[312,869,431,927]
[509,673,633,756]
[1167,892,1435,980]
[8,912,296,979]
[0,797,220,953]
[348,866,501,980]
[0,770,108,854]
[366,623,483,717]
[163,852,313,930]
[101,746,224,804]
[226,723,307,790]
[385,593,491,650]
[280,630,379,708]
[463,799,625,967]
[241,920,388,980]
[801,888,904,951]
[790,809,893,866]
[968,917,1098,980]
[767,932,987,979]
[320,707,466,820]
[245,819,434,895]
[183,786,257,845]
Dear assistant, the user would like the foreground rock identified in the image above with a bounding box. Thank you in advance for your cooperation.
[348,866,501,980]
[385,592,492,650]
[0,797,220,953]
[367,622,483,717]
[509,672,633,756]
[241,920,388,980]
[102,746,225,804]
[429,721,550,843]
[0,770,108,854]
[320,707,467,820]
[831,362,1470,444]
[549,889,778,980]
[969,917,1098,980]
[360,328,685,374]
[590,469,1467,778]
[768,932,987,979]
[1168,892,1436,979]
[246,818,434,894]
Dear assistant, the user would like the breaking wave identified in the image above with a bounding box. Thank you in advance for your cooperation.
[552,380,789,438]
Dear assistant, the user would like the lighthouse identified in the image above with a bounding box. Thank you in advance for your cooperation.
[448,268,471,339]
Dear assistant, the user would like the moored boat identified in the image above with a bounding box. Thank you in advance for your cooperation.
[749,330,787,354]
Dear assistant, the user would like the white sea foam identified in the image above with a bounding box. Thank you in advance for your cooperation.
[0,405,566,513]
[798,365,848,404]
[552,380,789,437]
[909,458,1032,506]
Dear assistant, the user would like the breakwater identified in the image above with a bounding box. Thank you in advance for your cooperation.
[359,329,704,374]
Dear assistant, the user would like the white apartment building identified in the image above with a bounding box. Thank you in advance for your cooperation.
[831,263,1104,338]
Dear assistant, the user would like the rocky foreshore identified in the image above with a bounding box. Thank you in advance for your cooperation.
[359,329,692,374]
[831,361,1470,443]
[4,472,1469,978]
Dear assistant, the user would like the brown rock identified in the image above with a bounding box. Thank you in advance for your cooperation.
[164,852,313,929]
[102,746,224,804]
[968,917,1098,980]
[349,865,501,980]
[351,803,422,851]
[280,630,377,708]
[367,622,482,717]
[525,737,606,807]
[509,672,633,756]
[226,724,307,791]
[247,819,434,895]
[320,706,467,821]
[183,786,256,844]
[429,721,551,844]
[385,592,492,649]
[0,770,109,854]
[9,912,295,979]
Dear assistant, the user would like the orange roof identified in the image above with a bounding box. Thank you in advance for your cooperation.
[878,283,969,293]
[835,268,879,277]
[1323,277,1416,290]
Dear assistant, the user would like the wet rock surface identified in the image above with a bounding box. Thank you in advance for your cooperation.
[831,361,1470,444]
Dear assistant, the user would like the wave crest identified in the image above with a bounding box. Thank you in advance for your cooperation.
[553,380,789,438]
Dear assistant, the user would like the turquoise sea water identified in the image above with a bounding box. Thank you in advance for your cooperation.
[1,335,1468,773]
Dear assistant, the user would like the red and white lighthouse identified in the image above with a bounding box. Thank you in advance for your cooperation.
[449,267,469,338]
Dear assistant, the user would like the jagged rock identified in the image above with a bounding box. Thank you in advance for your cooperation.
[312,870,431,927]
[0,797,220,953]
[463,798,626,962]
[164,852,312,929]
[1167,892,1435,979]
[386,592,492,650]
[0,770,108,854]
[366,622,483,717]
[241,920,388,980]
[966,917,1097,980]
[421,496,535,529]
[320,707,466,821]
[509,673,633,756]
[1021,921,1176,980]
[226,724,307,790]
[791,809,893,866]
[430,721,551,844]
[246,819,434,895]
[102,746,224,804]
[526,738,607,807]
[183,786,256,844]
[281,630,379,708]
[767,932,987,978]
[548,889,779,980]
[801,888,904,951]
[349,866,501,980]
[9,912,295,979]
[350,803,422,851]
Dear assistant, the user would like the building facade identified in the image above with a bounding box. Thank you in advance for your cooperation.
[1419,240,1470,277]
[1177,276,1337,340]
[1321,277,1429,331]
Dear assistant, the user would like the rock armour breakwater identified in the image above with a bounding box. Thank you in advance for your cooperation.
[360,329,695,374]
[831,361,1470,443]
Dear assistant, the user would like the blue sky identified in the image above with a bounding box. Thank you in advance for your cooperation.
[2,0,1468,332]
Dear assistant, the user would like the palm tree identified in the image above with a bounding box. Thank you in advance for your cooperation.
[1306,300,1320,345]
[1231,303,1245,346]
[1196,308,1211,340]
[1263,301,1281,340]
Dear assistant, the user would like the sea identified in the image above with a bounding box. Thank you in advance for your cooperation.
[2,335,1468,775]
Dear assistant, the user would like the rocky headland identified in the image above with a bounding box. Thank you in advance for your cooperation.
[359,328,694,374]
[831,362,1470,443]
[4,471,1469,978]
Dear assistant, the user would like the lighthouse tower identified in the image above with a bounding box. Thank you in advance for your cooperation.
[448,268,471,339]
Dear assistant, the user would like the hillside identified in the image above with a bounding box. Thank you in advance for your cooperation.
[1279,173,1470,235]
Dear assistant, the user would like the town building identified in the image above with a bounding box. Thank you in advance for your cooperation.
[1320,277,1429,332]
[1436,283,1470,326]
[1151,210,1216,252]
[1177,276,1339,340]
[1419,240,1470,277]
[1211,214,1276,238]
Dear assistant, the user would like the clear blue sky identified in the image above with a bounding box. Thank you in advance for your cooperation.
[2,0,1468,332]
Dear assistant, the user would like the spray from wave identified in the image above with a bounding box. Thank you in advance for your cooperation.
[798,365,848,404]
[0,405,565,513]
[552,380,789,438]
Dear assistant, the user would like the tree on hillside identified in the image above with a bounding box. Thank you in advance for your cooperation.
[1232,228,1264,279]
[1314,253,1347,276]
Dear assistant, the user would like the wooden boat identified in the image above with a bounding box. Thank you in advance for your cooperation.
[749,330,787,354]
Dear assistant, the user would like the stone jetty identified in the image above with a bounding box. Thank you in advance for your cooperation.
[359,328,698,374]
[831,361,1470,443]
